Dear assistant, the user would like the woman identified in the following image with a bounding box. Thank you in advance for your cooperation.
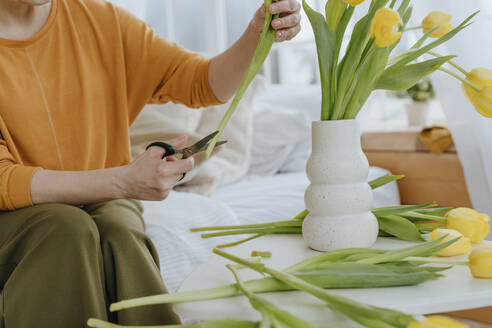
[0,0,301,326]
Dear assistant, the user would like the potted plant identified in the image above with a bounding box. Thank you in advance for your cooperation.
[401,78,436,126]
[300,0,478,251]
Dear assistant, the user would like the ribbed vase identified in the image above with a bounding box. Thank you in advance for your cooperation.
[303,120,379,252]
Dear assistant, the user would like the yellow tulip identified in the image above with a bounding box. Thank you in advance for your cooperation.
[422,11,454,38]
[343,0,365,6]
[462,68,492,118]
[479,213,490,223]
[469,245,492,279]
[370,8,403,48]
[477,86,492,117]
[429,228,472,257]
[408,315,469,328]
[446,208,490,244]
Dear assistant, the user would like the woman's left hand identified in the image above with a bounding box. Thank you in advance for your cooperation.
[250,0,301,42]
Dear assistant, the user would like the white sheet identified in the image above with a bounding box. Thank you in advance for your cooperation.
[143,167,400,292]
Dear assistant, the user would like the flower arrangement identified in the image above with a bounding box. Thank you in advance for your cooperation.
[302,0,480,121]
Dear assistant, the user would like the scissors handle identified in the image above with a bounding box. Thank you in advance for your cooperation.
[146,142,186,181]
[146,142,176,159]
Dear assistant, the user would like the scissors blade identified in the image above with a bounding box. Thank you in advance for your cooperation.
[187,131,219,153]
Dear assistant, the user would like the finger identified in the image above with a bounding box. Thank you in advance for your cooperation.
[272,12,301,30]
[276,24,301,42]
[161,174,184,188]
[147,135,188,159]
[160,157,194,177]
[270,0,300,15]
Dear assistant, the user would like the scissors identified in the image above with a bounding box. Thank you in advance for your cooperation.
[146,131,227,179]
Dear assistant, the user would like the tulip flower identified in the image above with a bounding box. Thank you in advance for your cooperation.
[422,11,454,38]
[429,228,472,257]
[446,208,490,244]
[469,245,492,279]
[408,315,469,328]
[344,0,365,6]
[462,68,492,118]
[370,8,403,48]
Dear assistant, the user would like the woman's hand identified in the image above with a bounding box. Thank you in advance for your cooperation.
[118,135,194,201]
[250,0,301,42]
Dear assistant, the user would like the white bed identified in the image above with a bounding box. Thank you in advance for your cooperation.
[142,167,400,293]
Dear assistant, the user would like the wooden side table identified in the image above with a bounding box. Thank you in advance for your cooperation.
[362,126,472,208]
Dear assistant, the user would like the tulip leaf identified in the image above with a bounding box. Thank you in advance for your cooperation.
[325,0,346,32]
[377,215,425,242]
[331,0,389,120]
[376,56,455,91]
[303,0,336,120]
[397,0,410,17]
[411,26,439,49]
[344,46,390,118]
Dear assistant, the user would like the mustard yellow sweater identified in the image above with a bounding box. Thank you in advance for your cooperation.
[0,0,220,210]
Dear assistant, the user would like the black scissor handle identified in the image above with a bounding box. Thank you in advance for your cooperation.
[145,142,186,181]
[146,142,176,159]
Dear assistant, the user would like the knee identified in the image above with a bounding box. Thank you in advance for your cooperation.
[35,204,100,248]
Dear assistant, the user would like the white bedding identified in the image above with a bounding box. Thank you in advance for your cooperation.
[143,167,400,292]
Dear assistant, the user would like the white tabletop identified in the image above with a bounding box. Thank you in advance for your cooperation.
[175,235,492,326]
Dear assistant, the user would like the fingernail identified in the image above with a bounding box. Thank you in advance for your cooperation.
[273,20,281,28]
[270,4,278,12]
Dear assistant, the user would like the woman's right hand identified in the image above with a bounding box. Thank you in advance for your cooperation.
[117,135,194,201]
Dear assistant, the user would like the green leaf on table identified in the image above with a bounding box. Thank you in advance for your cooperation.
[377,215,425,241]
[376,56,455,91]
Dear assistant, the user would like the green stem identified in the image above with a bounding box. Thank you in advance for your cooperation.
[439,67,481,92]
[191,220,301,232]
[404,256,469,266]
[428,51,469,75]
[217,234,266,249]
[201,227,302,239]
[404,25,423,31]
[252,251,272,258]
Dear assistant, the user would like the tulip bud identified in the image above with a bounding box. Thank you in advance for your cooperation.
[429,228,472,257]
[462,68,492,118]
[343,0,365,6]
[370,8,403,47]
[469,245,492,279]
[422,11,454,38]
[446,208,490,244]
[477,86,492,118]
[408,315,469,328]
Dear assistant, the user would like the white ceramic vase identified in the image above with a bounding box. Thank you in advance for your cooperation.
[303,120,379,252]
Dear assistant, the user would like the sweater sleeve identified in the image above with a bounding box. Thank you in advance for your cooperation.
[0,139,40,210]
[114,6,223,122]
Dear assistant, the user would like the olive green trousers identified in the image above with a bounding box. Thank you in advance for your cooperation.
[0,199,180,327]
